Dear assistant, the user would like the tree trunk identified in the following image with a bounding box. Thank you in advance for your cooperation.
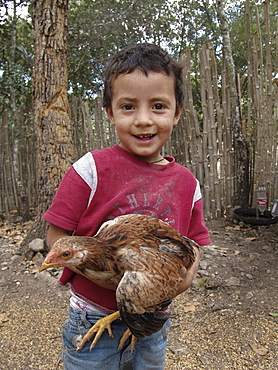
[22,0,74,249]
[217,0,249,207]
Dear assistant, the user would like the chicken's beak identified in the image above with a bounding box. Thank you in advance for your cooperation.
[39,249,60,271]
[39,260,57,271]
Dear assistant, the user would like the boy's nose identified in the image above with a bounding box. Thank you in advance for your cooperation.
[134,109,153,127]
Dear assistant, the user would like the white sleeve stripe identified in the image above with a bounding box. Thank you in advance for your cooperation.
[192,179,202,209]
[73,152,97,207]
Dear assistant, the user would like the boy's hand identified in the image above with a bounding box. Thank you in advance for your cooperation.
[176,245,200,295]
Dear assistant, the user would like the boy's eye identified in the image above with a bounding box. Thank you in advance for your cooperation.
[153,103,165,110]
[121,104,134,111]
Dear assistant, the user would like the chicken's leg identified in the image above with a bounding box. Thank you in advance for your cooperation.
[77,311,121,350]
[118,328,137,352]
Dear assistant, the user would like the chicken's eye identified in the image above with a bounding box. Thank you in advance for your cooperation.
[62,251,71,259]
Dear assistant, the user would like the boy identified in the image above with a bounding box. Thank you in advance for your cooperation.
[43,43,211,369]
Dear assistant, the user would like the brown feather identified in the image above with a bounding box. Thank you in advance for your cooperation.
[41,214,197,315]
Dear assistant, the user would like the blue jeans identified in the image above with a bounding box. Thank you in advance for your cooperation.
[62,308,170,369]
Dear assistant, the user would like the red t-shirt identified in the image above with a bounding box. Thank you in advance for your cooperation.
[43,145,211,311]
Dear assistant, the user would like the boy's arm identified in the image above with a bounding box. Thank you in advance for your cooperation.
[176,245,200,295]
[46,224,73,250]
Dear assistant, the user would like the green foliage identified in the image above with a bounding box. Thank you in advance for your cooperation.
[0,1,33,109]
[67,0,173,96]
[168,0,221,55]
[0,0,277,105]
[228,0,278,76]
[67,0,228,98]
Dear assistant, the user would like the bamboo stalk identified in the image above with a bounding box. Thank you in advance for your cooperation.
[222,56,235,212]
[273,17,278,203]
[84,101,94,151]
[208,42,221,217]
[264,1,274,206]
[200,46,211,219]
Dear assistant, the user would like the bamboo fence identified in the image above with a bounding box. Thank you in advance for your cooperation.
[0,105,37,219]
[1,9,277,221]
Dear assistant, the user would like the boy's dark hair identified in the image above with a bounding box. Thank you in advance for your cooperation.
[103,43,184,112]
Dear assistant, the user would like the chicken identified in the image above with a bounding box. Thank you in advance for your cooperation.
[40,214,198,350]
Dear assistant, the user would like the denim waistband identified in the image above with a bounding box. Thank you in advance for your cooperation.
[69,306,109,320]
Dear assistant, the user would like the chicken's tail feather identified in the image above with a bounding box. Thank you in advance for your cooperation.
[119,299,172,338]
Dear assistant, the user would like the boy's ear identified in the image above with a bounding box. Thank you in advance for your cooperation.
[105,106,115,125]
[173,105,183,126]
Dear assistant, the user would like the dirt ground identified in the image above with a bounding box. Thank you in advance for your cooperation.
[0,217,277,370]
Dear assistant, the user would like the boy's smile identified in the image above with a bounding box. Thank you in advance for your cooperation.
[106,69,182,163]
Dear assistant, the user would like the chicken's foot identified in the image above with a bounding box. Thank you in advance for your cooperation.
[77,311,121,350]
[118,328,137,352]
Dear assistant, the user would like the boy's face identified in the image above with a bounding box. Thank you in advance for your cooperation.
[106,69,182,163]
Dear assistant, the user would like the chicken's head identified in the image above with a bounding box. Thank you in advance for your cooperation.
[39,237,88,271]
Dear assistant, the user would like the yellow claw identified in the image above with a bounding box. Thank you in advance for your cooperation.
[77,311,121,350]
[130,335,137,352]
[118,329,137,352]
